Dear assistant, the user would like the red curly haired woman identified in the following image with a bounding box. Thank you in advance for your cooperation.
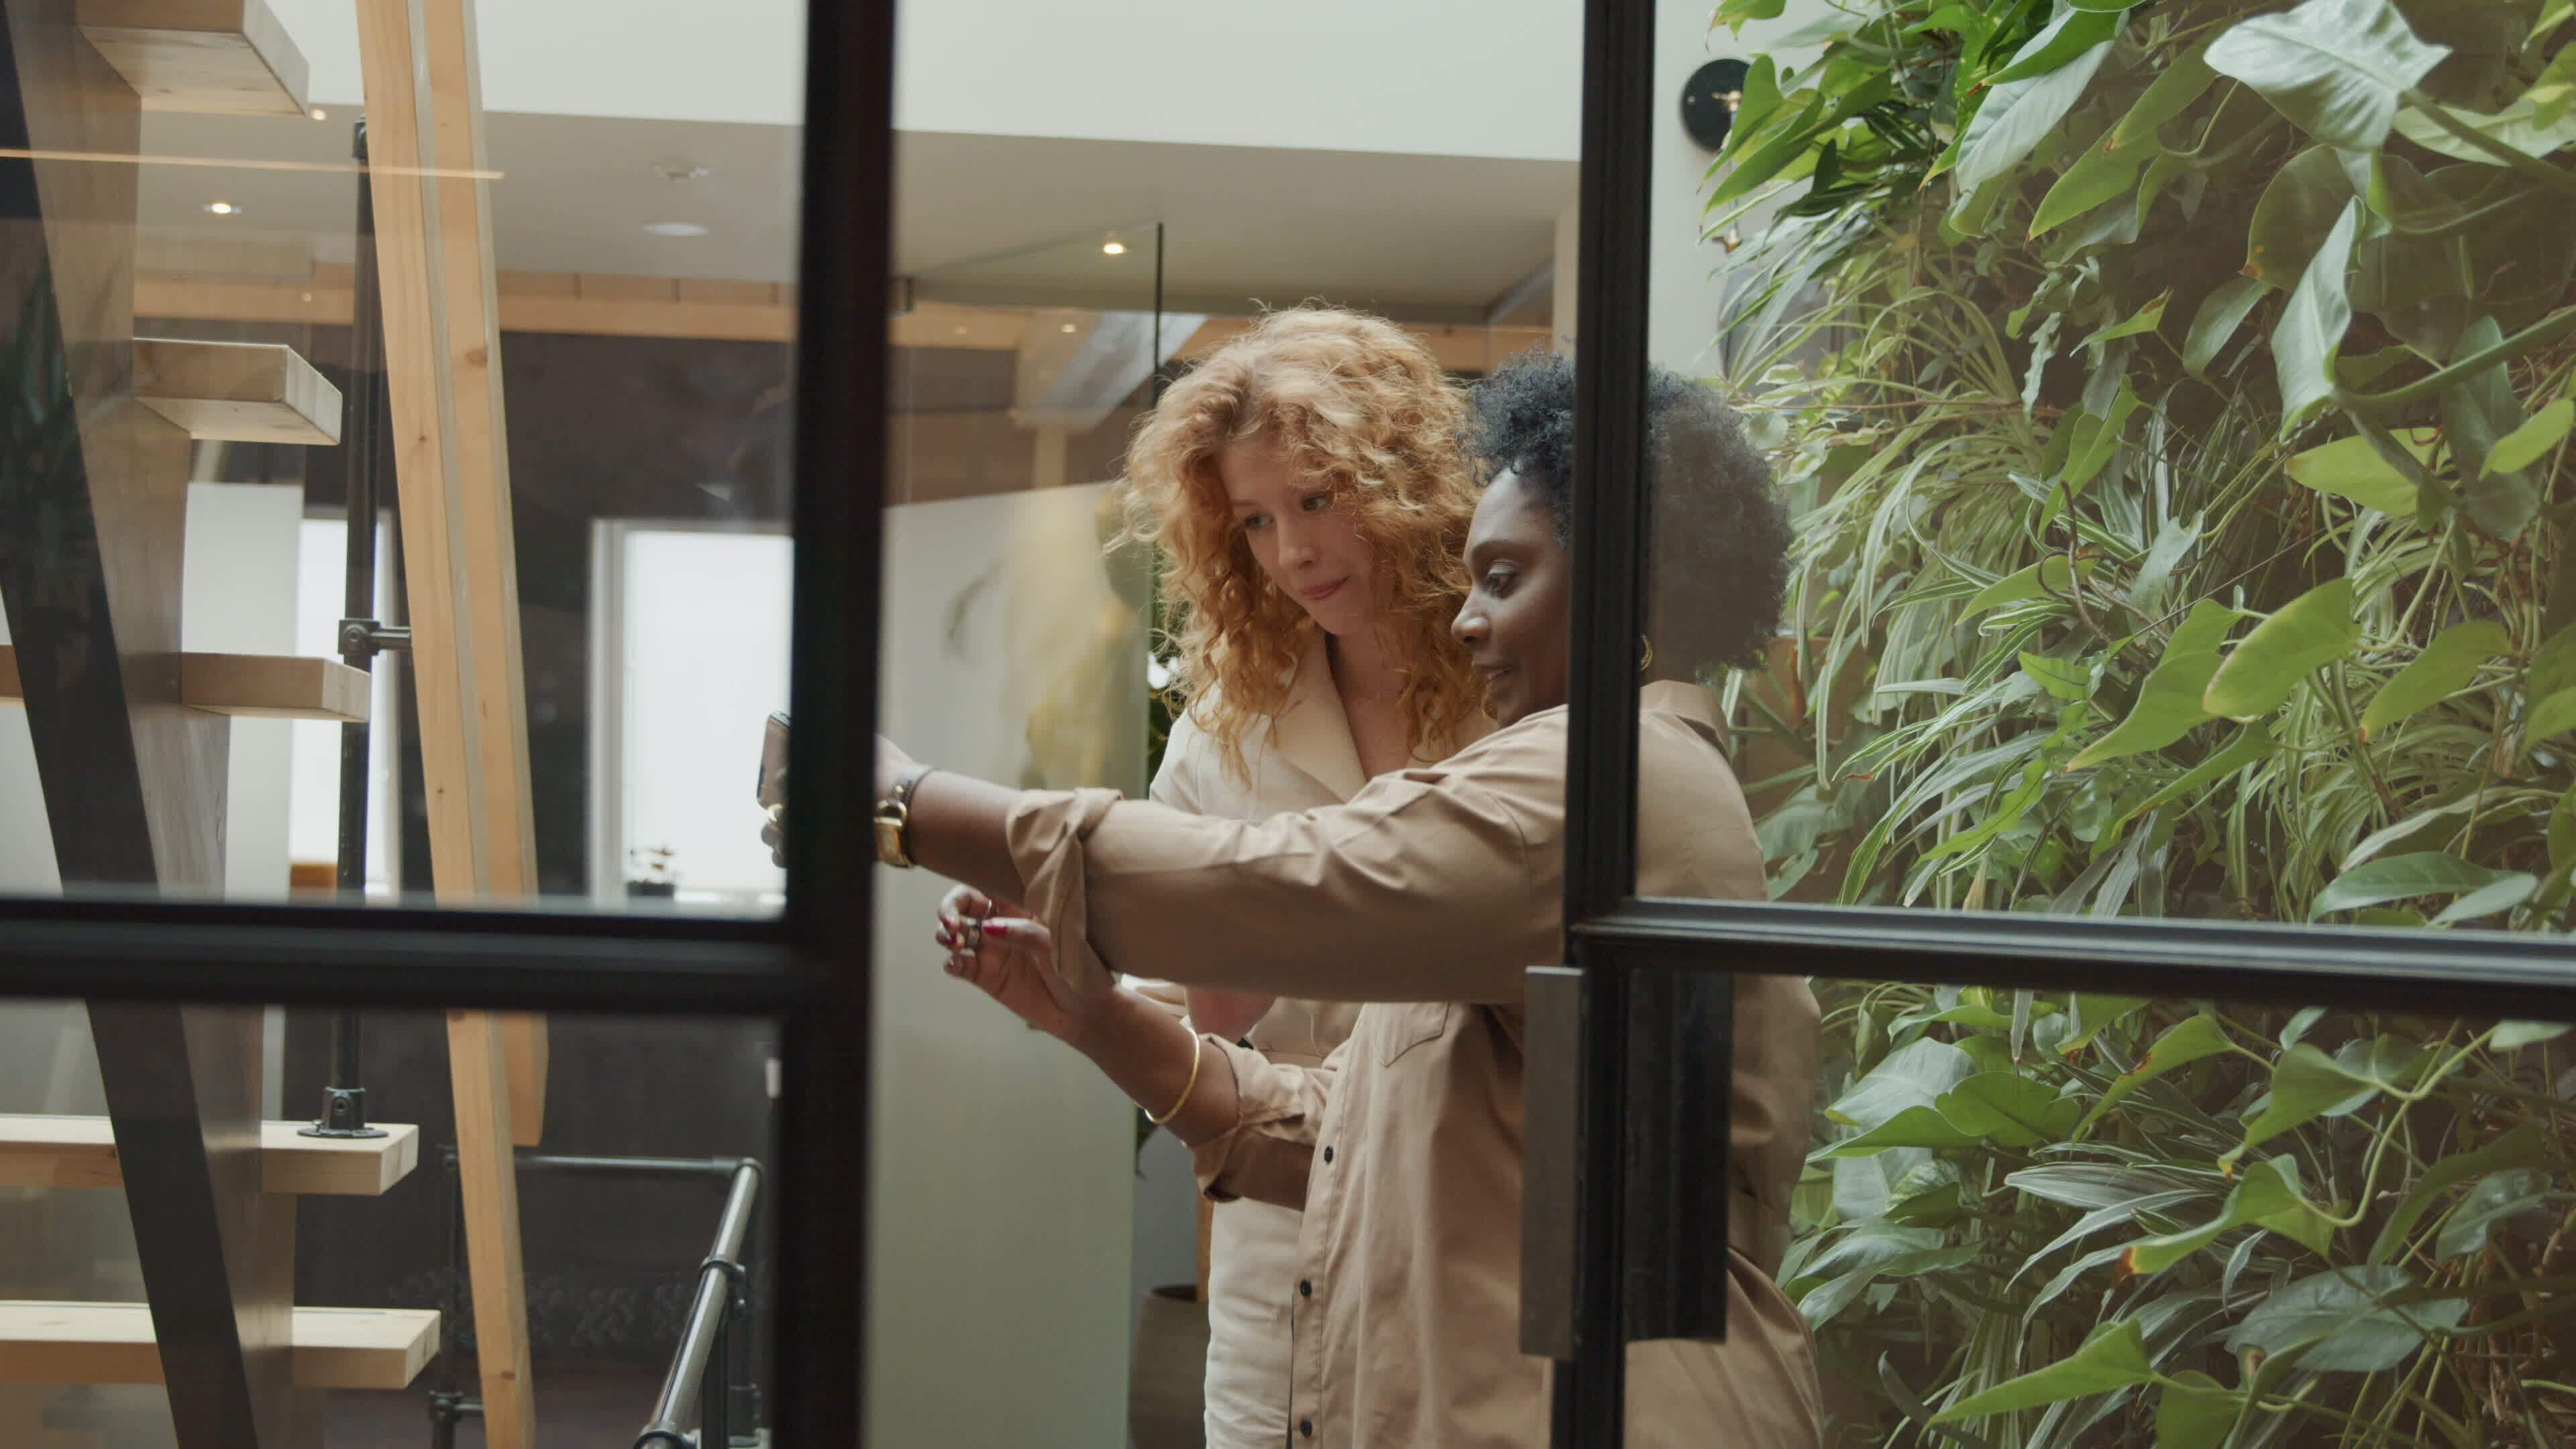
[1091,306,1491,1447]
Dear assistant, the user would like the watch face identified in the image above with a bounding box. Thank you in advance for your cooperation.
[873,811,907,867]
[1681,58,1754,153]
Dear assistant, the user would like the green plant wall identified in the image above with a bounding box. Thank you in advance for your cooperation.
[1700,0,2576,1442]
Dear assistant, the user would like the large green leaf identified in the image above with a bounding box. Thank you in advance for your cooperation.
[1986,7,2121,85]
[1938,1071,2084,1146]
[2360,619,2508,737]
[2123,1157,2335,1274]
[2310,851,2528,918]
[1827,1038,1976,1130]
[2435,1169,2548,1260]
[2271,199,2363,427]
[2204,578,2359,719]
[2183,276,2267,377]
[1931,1320,2157,1421]
[2076,1012,2234,1132]
[2067,601,2237,768]
[2206,0,2451,150]
[2110,43,2217,147]
[2245,146,2359,286]
[2155,1373,2240,1447]
[2445,318,2542,540]
[1707,94,1829,209]
[1966,555,2096,612]
[1819,1104,1981,1157]
[2031,134,2145,238]
[2368,1121,2549,1262]
[2224,1265,2467,1371]
[2528,686,2576,747]
[2394,94,2576,163]
[2284,429,2438,516]
[1955,38,2116,199]
[2489,397,2573,476]
[2239,1040,2422,1149]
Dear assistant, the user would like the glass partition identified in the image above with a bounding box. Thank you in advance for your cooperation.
[1,0,808,920]
[1796,983,2569,1449]
[1648,0,2575,942]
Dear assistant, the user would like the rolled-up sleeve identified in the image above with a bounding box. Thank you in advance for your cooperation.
[1004,739,1563,1006]
[1188,1035,1340,1210]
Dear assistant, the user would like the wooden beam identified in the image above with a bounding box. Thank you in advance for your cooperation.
[0,1116,420,1195]
[75,0,309,116]
[133,337,340,444]
[445,1010,534,1437]
[355,3,538,1443]
[0,1302,439,1391]
[0,647,367,721]
[136,267,800,341]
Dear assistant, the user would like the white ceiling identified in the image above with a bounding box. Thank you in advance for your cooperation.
[135,111,1572,317]
[266,0,1582,160]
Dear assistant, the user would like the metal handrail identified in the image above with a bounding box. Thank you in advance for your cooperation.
[635,1159,764,1448]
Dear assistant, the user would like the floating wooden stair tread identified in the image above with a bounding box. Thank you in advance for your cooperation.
[133,337,341,444]
[0,1116,419,1195]
[76,0,311,115]
[0,1302,438,1390]
[0,647,369,722]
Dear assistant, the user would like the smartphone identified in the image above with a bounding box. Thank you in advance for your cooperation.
[758,712,790,809]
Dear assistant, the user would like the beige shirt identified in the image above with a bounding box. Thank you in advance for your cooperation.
[1008,682,1823,1447]
[1144,632,1482,1446]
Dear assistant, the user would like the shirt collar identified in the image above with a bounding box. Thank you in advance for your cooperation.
[1265,629,1369,800]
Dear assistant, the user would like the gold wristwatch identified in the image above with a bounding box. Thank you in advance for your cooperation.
[873,763,936,868]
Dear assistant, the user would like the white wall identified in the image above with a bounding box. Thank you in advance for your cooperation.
[268,0,1585,159]
[1649,0,1841,372]
[180,482,306,901]
[869,483,1142,1446]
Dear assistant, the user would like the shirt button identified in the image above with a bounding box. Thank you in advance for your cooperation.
[1322,1145,1334,1163]
[1299,1279,1312,1297]
[1299,1418,1313,1438]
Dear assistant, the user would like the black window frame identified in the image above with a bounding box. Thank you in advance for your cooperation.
[1544,0,2576,1443]
[0,5,891,1444]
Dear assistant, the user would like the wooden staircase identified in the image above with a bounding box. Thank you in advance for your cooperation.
[0,0,445,1440]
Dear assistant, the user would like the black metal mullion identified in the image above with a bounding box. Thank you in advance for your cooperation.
[1578,898,2576,1019]
[1550,0,1658,1439]
[769,0,894,1442]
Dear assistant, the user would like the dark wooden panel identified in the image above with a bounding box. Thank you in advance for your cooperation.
[0,2,287,1443]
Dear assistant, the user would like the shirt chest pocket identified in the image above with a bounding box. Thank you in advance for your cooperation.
[1376,1001,1457,1069]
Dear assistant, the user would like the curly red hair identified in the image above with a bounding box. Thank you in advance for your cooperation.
[1119,307,1481,782]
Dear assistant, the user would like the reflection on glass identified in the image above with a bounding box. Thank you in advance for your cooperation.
[1656,1,2573,937]
[0,3,804,916]
[1799,984,2568,1448]
[0,999,780,1446]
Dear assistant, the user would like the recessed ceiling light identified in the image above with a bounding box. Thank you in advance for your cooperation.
[1060,322,1077,333]
[642,221,708,237]
[1102,240,1126,256]
[203,201,238,215]
[655,162,710,183]
[309,106,328,120]
[953,325,968,336]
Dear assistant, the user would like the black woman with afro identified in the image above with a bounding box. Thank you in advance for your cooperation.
[849,349,1825,1446]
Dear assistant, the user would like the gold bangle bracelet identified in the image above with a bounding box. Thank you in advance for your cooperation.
[1147,1018,1205,1126]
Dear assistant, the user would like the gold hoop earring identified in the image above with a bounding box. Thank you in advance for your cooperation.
[1638,635,1655,674]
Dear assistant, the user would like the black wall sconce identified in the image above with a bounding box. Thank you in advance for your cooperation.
[1680,57,1752,152]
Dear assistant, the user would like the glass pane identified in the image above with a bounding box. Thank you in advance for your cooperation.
[873,48,1580,1444]
[0,1,804,919]
[1788,983,2571,1449]
[0,997,779,1445]
[1642,0,2576,947]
